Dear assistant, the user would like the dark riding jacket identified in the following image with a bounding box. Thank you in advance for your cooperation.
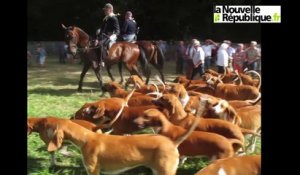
[99,15,120,37]
[121,19,137,35]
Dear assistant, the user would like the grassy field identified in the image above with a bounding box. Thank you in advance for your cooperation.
[28,57,260,175]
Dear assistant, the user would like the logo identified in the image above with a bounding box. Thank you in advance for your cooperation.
[213,5,281,23]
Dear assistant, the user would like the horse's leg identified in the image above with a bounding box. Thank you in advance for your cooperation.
[139,58,151,84]
[145,71,151,84]
[143,65,151,85]
[152,63,165,83]
[154,45,166,83]
[133,65,143,80]
[118,62,124,84]
[141,64,151,85]
[106,64,115,82]
[157,65,165,83]
[91,61,103,90]
[138,46,151,84]
[78,63,90,92]
[125,64,143,80]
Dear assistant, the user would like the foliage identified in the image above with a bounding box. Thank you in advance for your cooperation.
[28,0,261,42]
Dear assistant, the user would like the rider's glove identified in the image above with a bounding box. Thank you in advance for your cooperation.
[95,39,99,46]
[109,34,117,41]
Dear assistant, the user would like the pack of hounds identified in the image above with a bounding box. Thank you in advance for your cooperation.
[28,68,261,175]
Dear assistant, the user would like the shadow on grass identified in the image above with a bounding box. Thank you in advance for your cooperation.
[53,77,101,89]
[49,164,87,175]
[28,88,100,96]
[27,156,48,173]
[49,164,153,175]
[28,148,198,175]
[48,164,197,175]
[177,169,198,175]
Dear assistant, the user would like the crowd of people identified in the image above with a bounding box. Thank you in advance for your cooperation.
[175,39,261,79]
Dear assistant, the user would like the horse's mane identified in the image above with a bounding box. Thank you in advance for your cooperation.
[73,26,89,40]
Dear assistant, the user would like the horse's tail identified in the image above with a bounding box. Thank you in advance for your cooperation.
[153,42,165,83]
[138,46,151,83]
[153,43,165,68]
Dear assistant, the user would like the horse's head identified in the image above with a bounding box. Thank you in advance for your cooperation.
[62,24,80,56]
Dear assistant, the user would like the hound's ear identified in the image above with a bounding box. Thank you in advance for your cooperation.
[184,106,192,113]
[110,84,118,90]
[94,107,105,118]
[154,120,163,127]
[47,127,64,152]
[61,24,67,29]
[224,106,239,124]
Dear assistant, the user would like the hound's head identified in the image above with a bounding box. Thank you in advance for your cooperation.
[134,109,164,129]
[207,99,240,124]
[73,103,99,121]
[28,117,65,152]
[203,74,220,86]
[153,94,181,115]
[101,82,122,92]
[168,84,187,99]
[62,24,78,56]
[173,76,188,84]
[125,75,144,89]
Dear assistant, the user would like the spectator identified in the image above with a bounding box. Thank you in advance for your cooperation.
[202,39,217,70]
[224,40,236,71]
[175,41,186,74]
[190,40,205,79]
[64,44,69,60]
[232,43,246,73]
[158,40,167,55]
[245,41,261,71]
[36,42,46,67]
[211,43,219,66]
[121,11,137,42]
[216,43,229,73]
[58,43,66,64]
[185,39,197,78]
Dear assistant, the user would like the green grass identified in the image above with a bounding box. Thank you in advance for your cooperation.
[28,57,261,175]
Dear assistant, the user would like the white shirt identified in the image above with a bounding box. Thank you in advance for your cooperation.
[202,44,215,57]
[191,46,205,66]
[227,47,236,58]
[217,44,229,67]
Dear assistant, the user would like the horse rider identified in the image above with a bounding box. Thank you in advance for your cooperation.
[95,3,120,66]
[121,11,137,42]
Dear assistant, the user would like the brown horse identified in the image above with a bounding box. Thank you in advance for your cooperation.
[105,41,165,84]
[135,41,165,83]
[62,24,150,90]
[62,24,103,92]
[104,41,150,84]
